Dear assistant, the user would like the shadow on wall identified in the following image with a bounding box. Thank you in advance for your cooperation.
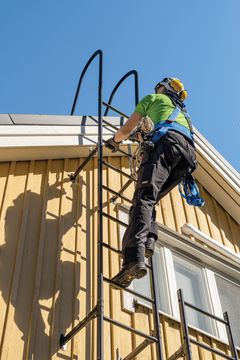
[0,173,91,360]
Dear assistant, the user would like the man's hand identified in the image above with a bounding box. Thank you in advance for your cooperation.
[105,136,122,152]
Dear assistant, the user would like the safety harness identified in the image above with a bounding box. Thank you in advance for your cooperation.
[178,174,205,207]
[148,95,194,144]
[149,99,204,207]
[129,95,205,207]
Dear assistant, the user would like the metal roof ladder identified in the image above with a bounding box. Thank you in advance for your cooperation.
[59,50,164,360]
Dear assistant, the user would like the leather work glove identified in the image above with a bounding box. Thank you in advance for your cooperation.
[105,136,122,152]
[128,130,143,143]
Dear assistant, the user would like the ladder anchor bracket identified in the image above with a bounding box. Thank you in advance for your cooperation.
[168,345,185,360]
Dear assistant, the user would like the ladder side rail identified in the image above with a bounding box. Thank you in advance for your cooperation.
[223,312,239,360]
[71,49,102,115]
[103,70,139,116]
[177,289,193,360]
[97,49,104,360]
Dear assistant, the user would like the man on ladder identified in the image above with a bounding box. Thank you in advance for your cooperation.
[105,77,198,288]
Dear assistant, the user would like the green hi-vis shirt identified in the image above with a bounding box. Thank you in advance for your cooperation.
[134,93,190,129]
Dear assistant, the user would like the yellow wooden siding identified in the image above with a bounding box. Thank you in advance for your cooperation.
[0,157,239,360]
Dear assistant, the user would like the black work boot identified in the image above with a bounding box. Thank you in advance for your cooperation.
[111,261,147,288]
[145,237,155,258]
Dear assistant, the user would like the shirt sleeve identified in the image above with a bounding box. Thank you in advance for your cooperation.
[134,95,152,116]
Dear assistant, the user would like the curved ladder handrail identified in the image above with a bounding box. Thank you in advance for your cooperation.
[104,70,139,116]
[71,49,103,115]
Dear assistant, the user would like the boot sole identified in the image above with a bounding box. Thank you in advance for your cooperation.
[112,263,147,288]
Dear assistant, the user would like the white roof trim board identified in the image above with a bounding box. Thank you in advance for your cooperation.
[0,114,239,224]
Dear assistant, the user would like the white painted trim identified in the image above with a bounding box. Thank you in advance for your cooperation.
[0,114,239,223]
[204,269,228,341]
[194,128,239,188]
[181,223,240,264]
[161,247,179,319]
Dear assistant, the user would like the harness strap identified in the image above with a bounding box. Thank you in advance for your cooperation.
[148,105,194,143]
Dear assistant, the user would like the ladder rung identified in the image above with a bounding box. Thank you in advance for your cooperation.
[190,338,236,360]
[102,185,132,204]
[89,115,119,131]
[102,161,137,181]
[102,242,122,255]
[103,276,154,304]
[104,316,158,343]
[102,212,128,227]
[185,301,228,325]
[102,101,129,119]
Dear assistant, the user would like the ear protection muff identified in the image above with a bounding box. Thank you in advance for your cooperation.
[179,89,188,101]
[155,77,188,101]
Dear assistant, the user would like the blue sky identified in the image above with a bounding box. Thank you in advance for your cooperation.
[0,0,239,171]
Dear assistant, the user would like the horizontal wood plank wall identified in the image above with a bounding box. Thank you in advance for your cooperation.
[0,157,239,360]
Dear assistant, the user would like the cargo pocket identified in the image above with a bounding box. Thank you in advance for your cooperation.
[137,163,156,189]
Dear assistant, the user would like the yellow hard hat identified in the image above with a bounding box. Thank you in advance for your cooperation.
[155,77,188,101]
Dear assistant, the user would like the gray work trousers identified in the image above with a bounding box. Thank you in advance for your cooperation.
[122,130,197,265]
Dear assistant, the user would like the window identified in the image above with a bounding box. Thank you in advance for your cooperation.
[172,253,216,336]
[215,274,240,346]
[118,207,240,347]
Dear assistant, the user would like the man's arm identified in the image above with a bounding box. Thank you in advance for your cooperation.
[114,112,142,142]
